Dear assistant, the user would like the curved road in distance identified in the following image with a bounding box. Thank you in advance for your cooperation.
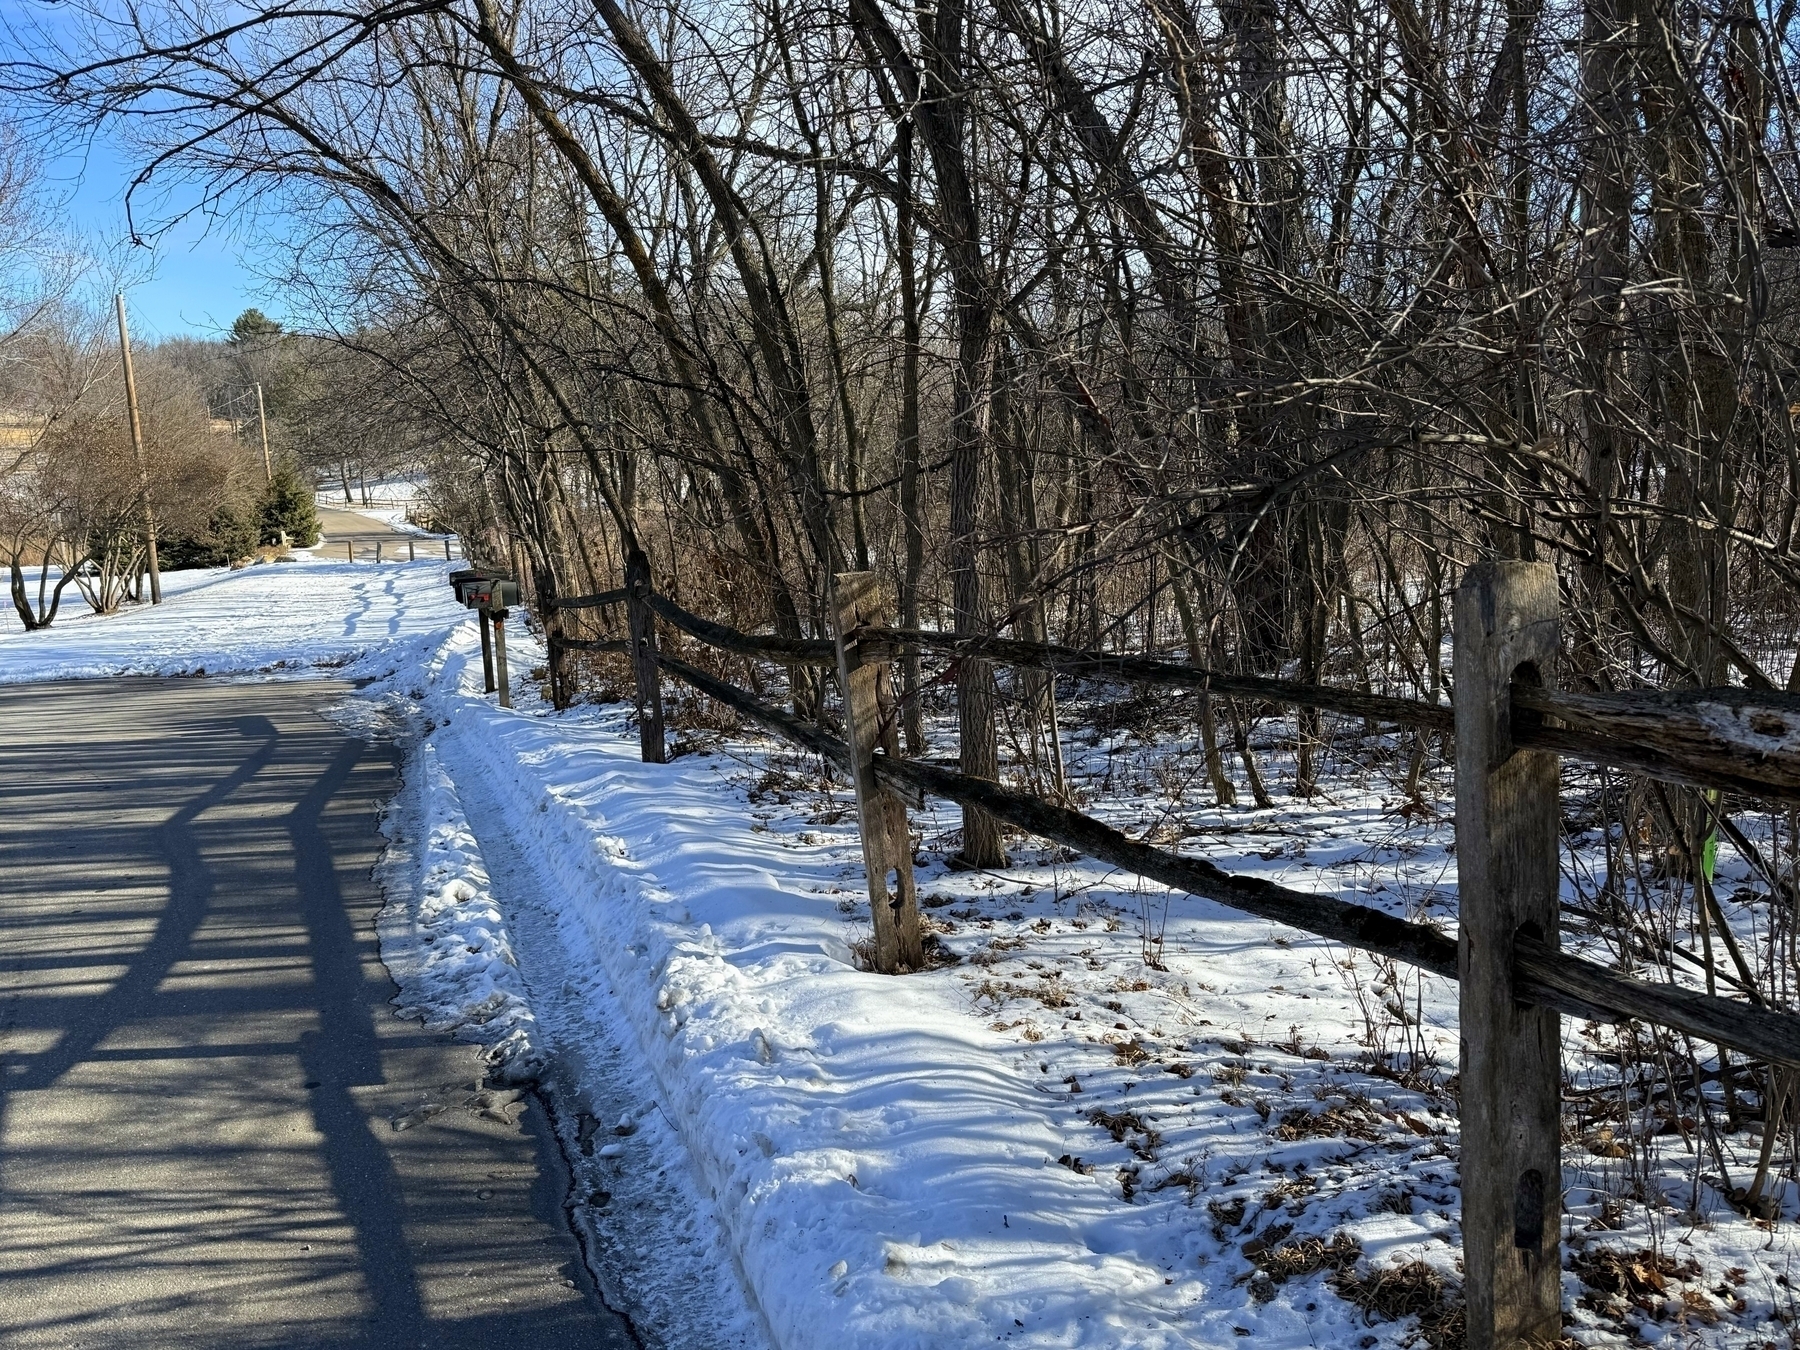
[315,505,458,564]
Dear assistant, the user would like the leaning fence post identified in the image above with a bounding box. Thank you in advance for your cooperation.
[830,571,922,973]
[625,550,666,763]
[479,606,496,693]
[1453,560,1563,1350]
[491,605,512,709]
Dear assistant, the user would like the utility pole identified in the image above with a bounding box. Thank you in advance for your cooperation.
[114,292,162,605]
[255,383,273,483]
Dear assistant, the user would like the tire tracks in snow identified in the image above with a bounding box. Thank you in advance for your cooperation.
[445,756,773,1350]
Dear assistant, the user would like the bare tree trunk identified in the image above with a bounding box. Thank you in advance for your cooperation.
[896,117,928,756]
[1168,552,1237,807]
[851,0,1006,866]
[1574,0,1634,674]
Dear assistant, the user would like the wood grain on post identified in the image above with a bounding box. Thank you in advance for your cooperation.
[492,608,513,709]
[1454,560,1563,1350]
[626,551,666,763]
[831,571,922,973]
[479,607,496,693]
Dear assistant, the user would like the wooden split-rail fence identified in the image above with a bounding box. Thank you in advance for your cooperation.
[542,559,1800,1350]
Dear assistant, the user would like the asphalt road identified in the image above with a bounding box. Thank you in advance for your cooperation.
[314,507,456,564]
[0,678,631,1348]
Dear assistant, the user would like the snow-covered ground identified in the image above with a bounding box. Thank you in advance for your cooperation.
[7,549,1798,1349]
[0,556,458,684]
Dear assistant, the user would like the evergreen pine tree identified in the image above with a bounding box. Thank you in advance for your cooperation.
[258,463,320,547]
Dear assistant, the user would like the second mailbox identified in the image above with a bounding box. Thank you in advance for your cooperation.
[463,577,520,610]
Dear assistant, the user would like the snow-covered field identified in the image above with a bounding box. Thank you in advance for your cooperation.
[7,550,1797,1349]
[0,556,459,684]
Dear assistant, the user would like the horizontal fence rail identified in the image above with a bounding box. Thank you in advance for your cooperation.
[550,588,629,610]
[871,624,1454,730]
[643,592,837,665]
[652,650,1800,1072]
[1516,685,1800,800]
[615,592,1800,801]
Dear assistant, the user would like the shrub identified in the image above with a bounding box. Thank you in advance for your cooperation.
[159,501,260,569]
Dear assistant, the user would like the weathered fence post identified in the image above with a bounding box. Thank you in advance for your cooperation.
[444,538,452,562]
[625,550,666,763]
[408,540,416,562]
[1454,560,1563,1350]
[830,571,922,973]
[375,540,383,564]
[346,540,353,563]
[478,607,496,693]
[491,606,512,709]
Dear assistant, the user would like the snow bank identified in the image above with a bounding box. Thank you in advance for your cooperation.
[376,732,537,1052]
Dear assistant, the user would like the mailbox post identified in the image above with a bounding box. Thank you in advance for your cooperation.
[451,568,499,692]
[448,569,520,704]
[491,608,512,708]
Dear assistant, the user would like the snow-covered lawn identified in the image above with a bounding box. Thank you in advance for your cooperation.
[0,555,461,684]
[8,551,1797,1349]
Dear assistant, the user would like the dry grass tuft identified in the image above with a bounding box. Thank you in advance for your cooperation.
[1206,1196,1246,1233]
[1331,1260,1466,1350]
[1244,1231,1360,1301]
[1273,1102,1381,1141]
[1087,1106,1163,1160]
[973,976,1070,1009]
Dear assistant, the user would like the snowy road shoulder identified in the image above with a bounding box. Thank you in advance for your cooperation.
[367,629,771,1350]
[374,729,538,1057]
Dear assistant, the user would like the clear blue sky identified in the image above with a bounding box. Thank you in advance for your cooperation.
[49,130,286,342]
[1,0,292,341]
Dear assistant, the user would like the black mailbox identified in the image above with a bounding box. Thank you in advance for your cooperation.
[449,567,491,603]
[449,566,518,614]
